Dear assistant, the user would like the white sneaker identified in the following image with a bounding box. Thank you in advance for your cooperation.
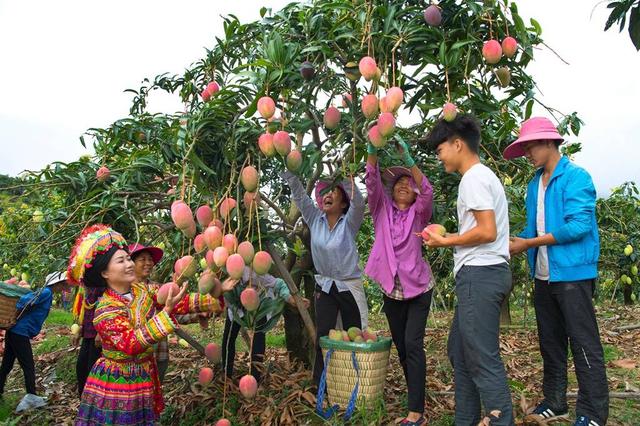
[15,393,47,412]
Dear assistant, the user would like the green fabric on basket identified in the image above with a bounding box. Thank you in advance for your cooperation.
[319,336,392,352]
[0,282,31,298]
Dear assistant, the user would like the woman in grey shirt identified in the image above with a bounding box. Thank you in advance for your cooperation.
[281,171,368,385]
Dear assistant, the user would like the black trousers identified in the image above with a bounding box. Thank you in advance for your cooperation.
[448,264,514,426]
[313,283,362,385]
[221,314,266,382]
[534,279,609,424]
[76,337,102,397]
[0,331,36,395]
[383,289,433,413]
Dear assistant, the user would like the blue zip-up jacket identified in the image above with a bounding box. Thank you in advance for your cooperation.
[520,156,599,282]
[10,287,53,338]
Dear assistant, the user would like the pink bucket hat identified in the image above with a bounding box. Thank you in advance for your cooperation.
[128,243,164,264]
[381,166,419,198]
[503,117,564,160]
[314,181,350,210]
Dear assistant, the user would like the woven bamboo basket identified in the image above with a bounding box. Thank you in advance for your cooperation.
[0,282,31,329]
[320,335,392,409]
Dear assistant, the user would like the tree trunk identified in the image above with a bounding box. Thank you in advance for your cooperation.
[282,271,315,367]
[623,284,634,305]
[500,284,514,326]
[281,246,316,367]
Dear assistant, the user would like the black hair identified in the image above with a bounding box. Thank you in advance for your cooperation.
[422,113,481,153]
[84,245,120,288]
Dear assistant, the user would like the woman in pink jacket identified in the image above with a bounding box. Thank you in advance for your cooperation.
[365,140,435,426]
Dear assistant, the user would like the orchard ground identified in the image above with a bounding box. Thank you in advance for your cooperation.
[1,304,639,425]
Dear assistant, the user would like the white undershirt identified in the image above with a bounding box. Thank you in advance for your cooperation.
[535,177,550,280]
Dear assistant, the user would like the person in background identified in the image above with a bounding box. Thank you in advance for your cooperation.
[129,242,211,383]
[221,266,309,382]
[0,271,69,412]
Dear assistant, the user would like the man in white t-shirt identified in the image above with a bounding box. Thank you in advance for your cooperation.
[422,114,513,426]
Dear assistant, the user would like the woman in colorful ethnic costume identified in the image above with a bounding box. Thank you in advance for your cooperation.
[68,225,223,425]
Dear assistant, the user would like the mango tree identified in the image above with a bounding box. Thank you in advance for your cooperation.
[0,0,584,364]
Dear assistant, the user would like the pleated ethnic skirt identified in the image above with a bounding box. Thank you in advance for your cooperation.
[75,356,162,426]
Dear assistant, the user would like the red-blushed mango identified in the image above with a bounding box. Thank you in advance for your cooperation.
[96,166,110,182]
[204,225,223,250]
[193,234,207,254]
[205,81,220,97]
[362,328,378,342]
[171,201,194,230]
[205,342,222,363]
[358,56,377,81]
[299,61,315,80]
[213,246,229,268]
[195,205,213,227]
[501,37,518,58]
[286,150,303,172]
[361,94,379,119]
[198,367,214,386]
[273,131,292,156]
[482,40,502,64]
[368,125,386,148]
[495,67,511,88]
[237,241,255,265]
[201,88,211,102]
[157,282,180,305]
[211,219,224,229]
[379,96,393,113]
[182,222,197,239]
[198,269,216,294]
[219,197,237,219]
[226,254,245,279]
[241,166,259,192]
[215,419,231,426]
[421,224,446,241]
[377,112,396,137]
[222,233,238,254]
[239,374,258,399]
[347,326,362,341]
[443,102,457,122]
[243,191,260,211]
[386,87,404,111]
[205,250,219,271]
[423,5,442,26]
[174,255,197,281]
[241,287,260,311]
[323,106,341,129]
[258,133,276,157]
[252,251,272,275]
[257,96,276,119]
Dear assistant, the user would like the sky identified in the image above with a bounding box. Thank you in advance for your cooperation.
[1,0,638,196]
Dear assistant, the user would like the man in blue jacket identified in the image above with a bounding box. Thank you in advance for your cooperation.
[505,117,608,426]
[0,271,68,411]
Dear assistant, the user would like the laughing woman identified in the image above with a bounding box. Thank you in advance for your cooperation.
[365,141,435,426]
[69,225,227,426]
[281,171,368,386]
